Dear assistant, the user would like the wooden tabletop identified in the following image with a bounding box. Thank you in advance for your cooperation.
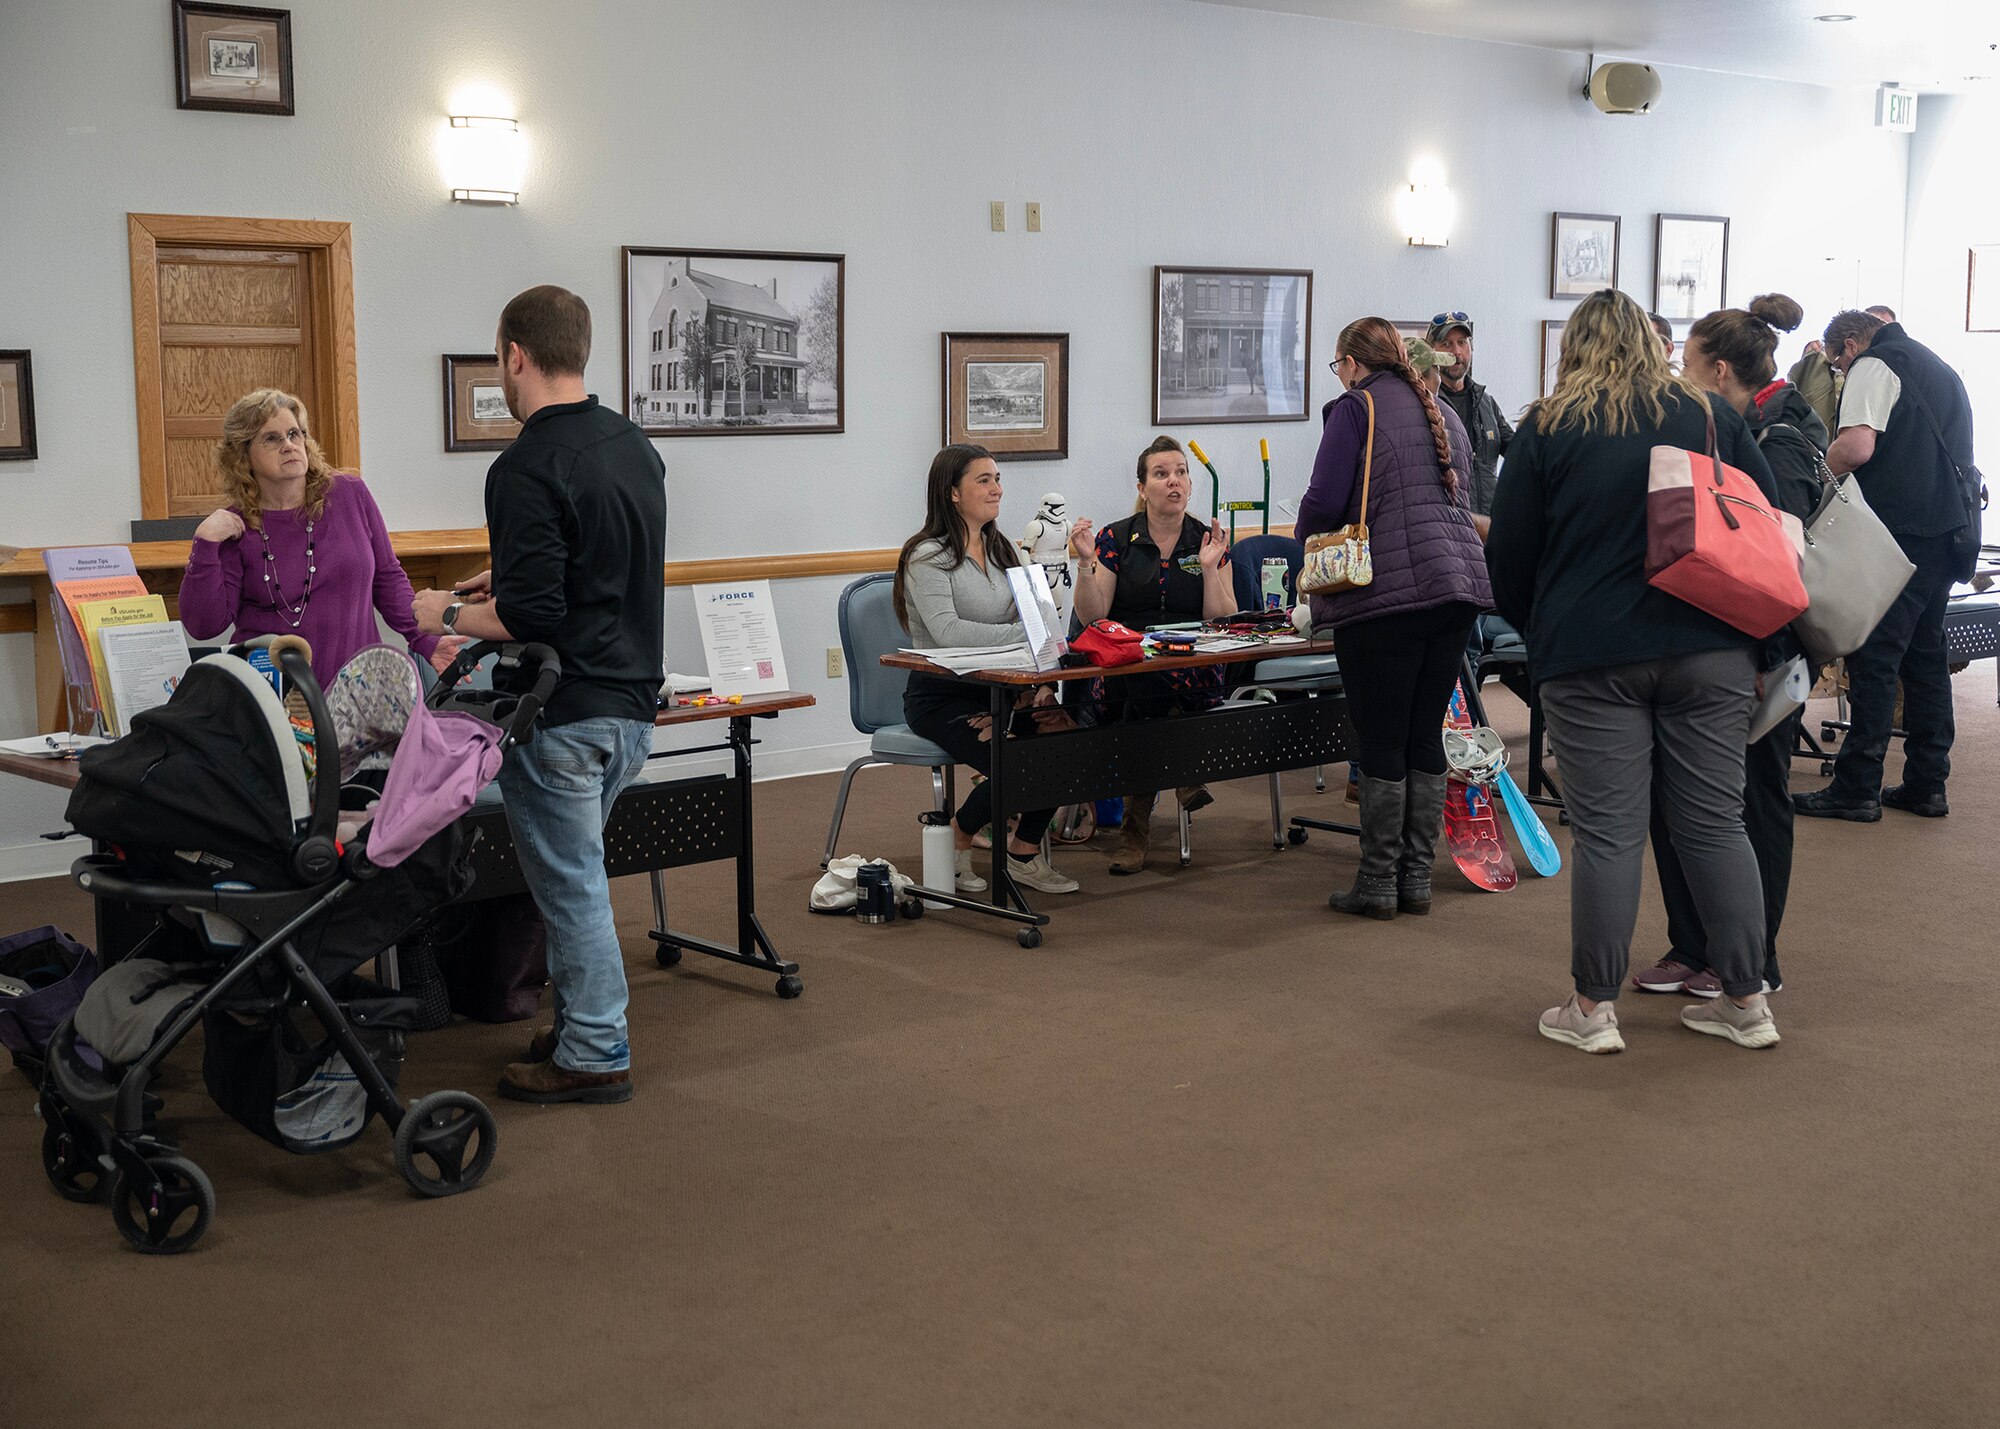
[655,689,816,725]
[0,694,818,793]
[0,750,84,790]
[881,640,1336,686]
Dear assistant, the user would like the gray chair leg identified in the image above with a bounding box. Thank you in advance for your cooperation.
[1314,764,1326,792]
[929,765,949,816]
[821,755,882,867]
[1178,803,1193,867]
[1268,771,1285,849]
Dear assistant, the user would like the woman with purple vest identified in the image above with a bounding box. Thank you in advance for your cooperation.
[180,389,462,686]
[1296,318,1492,920]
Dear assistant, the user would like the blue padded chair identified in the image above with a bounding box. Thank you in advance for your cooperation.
[820,573,954,867]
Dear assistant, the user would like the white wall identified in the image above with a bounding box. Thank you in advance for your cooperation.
[0,0,1912,877]
[1902,93,1999,541]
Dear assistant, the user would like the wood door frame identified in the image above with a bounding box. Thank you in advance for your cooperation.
[128,212,359,519]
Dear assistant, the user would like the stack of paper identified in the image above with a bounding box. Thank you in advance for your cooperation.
[0,733,109,758]
[902,644,1039,674]
[98,621,193,734]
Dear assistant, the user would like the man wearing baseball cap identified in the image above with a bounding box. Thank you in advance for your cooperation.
[1427,311,1513,516]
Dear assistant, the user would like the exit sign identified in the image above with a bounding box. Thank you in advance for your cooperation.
[1876,86,1918,131]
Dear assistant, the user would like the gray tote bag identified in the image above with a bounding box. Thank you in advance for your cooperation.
[1792,457,1915,665]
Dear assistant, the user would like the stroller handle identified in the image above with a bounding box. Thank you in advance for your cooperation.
[73,853,224,910]
[430,640,563,747]
[230,635,342,880]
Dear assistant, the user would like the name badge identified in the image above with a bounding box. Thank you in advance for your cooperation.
[1177,554,1202,575]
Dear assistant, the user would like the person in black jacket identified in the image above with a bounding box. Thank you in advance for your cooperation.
[1794,310,1978,821]
[414,285,666,1105]
[1634,295,1825,1002]
[1428,312,1514,517]
[1487,288,1782,1055]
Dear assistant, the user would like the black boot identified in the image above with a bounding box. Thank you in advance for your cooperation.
[1330,775,1405,920]
[1398,771,1448,915]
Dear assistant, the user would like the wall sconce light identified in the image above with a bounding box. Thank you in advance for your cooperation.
[1403,181,1453,248]
[445,115,526,204]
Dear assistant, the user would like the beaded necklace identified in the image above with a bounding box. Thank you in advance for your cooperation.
[258,510,317,628]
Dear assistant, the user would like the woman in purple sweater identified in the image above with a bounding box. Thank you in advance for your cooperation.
[1296,319,1492,920]
[180,389,459,684]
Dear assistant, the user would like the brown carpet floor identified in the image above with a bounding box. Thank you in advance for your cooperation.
[3,683,1996,1428]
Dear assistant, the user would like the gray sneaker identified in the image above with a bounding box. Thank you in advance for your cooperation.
[1538,994,1624,1054]
[1680,992,1780,1049]
[953,849,989,893]
[1006,851,1080,894]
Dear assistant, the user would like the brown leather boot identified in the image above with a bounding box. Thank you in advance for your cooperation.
[1176,784,1213,813]
[1110,793,1155,875]
[498,1058,633,1104]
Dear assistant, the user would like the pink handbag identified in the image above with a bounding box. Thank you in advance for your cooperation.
[1645,406,1808,639]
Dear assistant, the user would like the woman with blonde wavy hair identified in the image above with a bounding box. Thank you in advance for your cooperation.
[1486,288,1785,1055]
[179,388,459,682]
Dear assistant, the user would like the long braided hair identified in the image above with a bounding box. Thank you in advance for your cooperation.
[1335,317,1460,502]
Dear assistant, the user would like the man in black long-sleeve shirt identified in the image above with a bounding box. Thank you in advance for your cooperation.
[415,285,666,1103]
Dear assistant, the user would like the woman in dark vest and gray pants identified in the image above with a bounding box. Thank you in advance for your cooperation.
[1296,317,1492,920]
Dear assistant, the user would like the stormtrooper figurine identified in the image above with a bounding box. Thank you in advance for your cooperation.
[1018,492,1075,628]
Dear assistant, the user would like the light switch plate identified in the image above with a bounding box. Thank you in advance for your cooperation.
[1026,202,1042,232]
[990,200,1006,232]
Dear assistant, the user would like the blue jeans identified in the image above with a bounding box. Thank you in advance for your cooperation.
[497,717,652,1072]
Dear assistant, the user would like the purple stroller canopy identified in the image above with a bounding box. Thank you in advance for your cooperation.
[326,647,504,867]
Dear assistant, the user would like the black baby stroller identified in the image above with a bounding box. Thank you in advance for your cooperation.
[38,634,557,1253]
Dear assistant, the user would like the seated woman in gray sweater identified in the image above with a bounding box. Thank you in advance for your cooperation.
[892,444,1079,896]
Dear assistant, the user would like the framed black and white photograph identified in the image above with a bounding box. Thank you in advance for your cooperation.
[0,350,36,461]
[1391,320,1432,348]
[623,247,844,437]
[1654,213,1730,321]
[173,2,294,116]
[442,353,522,453]
[1968,245,2000,332]
[941,332,1068,460]
[1551,212,1620,299]
[1154,266,1312,425]
[1539,321,1566,398]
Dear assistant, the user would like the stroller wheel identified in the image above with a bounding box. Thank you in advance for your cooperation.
[109,1155,214,1255]
[40,1103,110,1204]
[395,1091,498,1198]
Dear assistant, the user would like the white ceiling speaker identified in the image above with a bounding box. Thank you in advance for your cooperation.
[1585,62,1662,115]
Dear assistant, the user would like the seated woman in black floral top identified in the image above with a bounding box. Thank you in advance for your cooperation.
[1070,435,1235,875]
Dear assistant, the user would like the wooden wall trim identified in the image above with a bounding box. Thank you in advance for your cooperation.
[0,533,901,587]
[0,606,33,636]
[127,213,360,517]
[128,215,166,521]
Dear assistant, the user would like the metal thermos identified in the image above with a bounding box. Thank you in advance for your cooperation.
[919,812,954,909]
[1261,559,1288,611]
[854,863,896,924]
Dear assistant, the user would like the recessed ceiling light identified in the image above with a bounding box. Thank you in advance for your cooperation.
[1814,13,1856,20]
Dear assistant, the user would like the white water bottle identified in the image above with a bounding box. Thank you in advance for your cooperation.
[919,811,954,909]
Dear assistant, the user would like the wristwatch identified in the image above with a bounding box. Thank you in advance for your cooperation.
[441,601,464,631]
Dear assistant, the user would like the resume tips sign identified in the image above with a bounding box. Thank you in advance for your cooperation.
[693,580,789,696]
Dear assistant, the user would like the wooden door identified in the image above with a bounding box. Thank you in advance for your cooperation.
[128,214,359,520]
[156,245,320,517]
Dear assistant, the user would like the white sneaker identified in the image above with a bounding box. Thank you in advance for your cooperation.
[1005,851,1080,894]
[954,849,988,893]
[1680,992,1780,1049]
[1537,994,1624,1054]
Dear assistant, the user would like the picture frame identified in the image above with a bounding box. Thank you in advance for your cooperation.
[441,354,522,453]
[1968,245,2000,332]
[1551,212,1620,299]
[172,2,294,117]
[1539,321,1566,398]
[940,332,1069,460]
[0,351,36,461]
[1654,213,1730,321]
[622,247,844,437]
[1154,266,1312,425]
[1391,321,1432,348]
